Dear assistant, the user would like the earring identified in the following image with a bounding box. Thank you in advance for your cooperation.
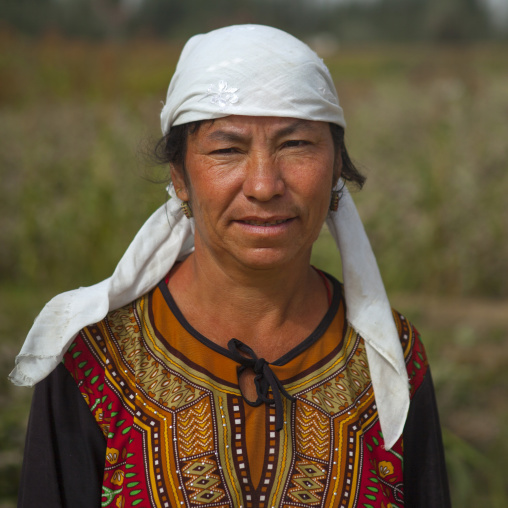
[180,201,193,219]
[329,190,339,212]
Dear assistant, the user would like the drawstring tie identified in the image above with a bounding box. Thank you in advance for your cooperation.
[228,338,295,431]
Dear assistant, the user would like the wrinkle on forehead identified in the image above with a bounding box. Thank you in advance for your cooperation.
[196,116,325,140]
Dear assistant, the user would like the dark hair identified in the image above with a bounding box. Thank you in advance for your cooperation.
[153,121,202,169]
[328,123,366,190]
[153,121,366,190]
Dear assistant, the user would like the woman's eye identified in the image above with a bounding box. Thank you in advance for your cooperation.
[211,148,236,155]
[283,140,309,148]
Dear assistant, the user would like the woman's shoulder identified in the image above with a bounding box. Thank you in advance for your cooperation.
[391,309,430,399]
[60,294,151,436]
[62,292,148,385]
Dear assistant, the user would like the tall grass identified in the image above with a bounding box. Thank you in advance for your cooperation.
[1,36,507,297]
[330,46,508,297]
[1,33,507,506]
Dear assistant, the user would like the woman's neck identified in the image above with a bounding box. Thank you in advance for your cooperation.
[167,250,330,361]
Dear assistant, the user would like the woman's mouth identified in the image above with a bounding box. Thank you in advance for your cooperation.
[240,219,290,227]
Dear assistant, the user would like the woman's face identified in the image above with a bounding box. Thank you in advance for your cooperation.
[171,116,340,273]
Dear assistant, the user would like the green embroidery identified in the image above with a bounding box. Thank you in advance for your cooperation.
[101,486,123,507]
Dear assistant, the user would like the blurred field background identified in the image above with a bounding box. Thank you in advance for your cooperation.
[1,0,508,506]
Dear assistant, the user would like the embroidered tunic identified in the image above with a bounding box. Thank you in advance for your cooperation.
[19,275,450,507]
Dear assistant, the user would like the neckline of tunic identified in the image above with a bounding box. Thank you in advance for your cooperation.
[156,272,343,368]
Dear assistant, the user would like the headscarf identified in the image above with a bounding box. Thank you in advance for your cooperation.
[10,25,408,450]
[160,24,345,133]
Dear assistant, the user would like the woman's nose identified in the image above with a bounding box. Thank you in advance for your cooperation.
[242,151,285,202]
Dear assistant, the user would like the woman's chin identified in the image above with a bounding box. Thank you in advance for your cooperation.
[227,246,311,273]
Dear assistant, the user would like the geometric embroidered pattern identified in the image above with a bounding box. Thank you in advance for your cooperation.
[177,397,214,457]
[298,339,370,415]
[287,458,327,505]
[182,456,226,504]
[63,281,428,507]
[294,402,331,461]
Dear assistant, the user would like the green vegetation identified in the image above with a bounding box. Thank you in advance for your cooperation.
[1,34,507,506]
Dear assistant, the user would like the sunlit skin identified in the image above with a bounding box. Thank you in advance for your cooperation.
[169,116,341,363]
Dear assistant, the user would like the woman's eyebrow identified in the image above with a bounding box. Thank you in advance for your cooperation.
[206,130,246,143]
[206,120,313,143]
[274,120,313,138]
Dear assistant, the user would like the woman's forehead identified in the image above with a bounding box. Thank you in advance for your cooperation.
[195,116,328,136]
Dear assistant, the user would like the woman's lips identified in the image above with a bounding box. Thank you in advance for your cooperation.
[239,218,291,227]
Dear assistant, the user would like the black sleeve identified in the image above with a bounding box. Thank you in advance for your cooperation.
[403,369,451,508]
[18,363,106,508]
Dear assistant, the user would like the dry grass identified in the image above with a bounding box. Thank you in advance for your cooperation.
[1,33,507,506]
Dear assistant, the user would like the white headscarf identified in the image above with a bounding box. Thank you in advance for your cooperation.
[10,24,408,450]
[160,24,345,133]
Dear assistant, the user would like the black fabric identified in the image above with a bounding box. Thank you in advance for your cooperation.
[17,363,106,508]
[403,369,451,508]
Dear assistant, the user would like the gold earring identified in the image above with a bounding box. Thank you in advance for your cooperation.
[180,201,193,219]
[329,190,339,212]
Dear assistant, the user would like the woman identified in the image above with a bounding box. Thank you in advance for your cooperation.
[12,25,450,507]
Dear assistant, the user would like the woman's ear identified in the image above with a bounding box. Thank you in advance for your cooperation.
[170,164,190,201]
